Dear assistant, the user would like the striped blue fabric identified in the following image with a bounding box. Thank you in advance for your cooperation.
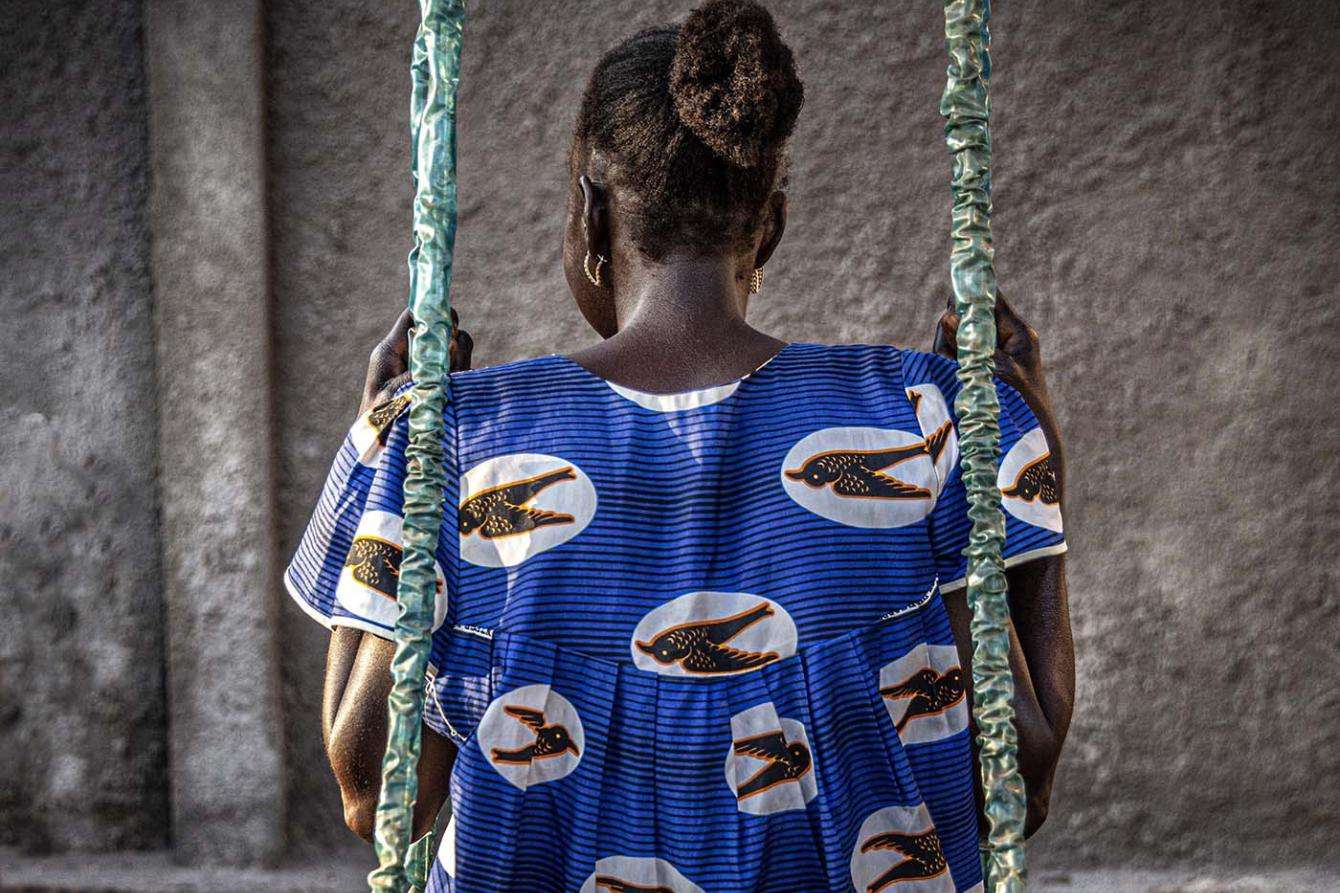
[286,342,1065,893]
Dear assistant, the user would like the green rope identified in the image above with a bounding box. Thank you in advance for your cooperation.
[404,831,438,891]
[369,1,466,890]
[940,1,1028,890]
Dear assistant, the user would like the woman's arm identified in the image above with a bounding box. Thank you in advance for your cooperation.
[942,557,1073,836]
[325,627,457,841]
[934,293,1076,837]
[321,308,473,842]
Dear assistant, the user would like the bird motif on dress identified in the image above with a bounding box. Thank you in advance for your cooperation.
[344,537,401,598]
[785,421,953,500]
[1001,452,1059,505]
[879,666,966,733]
[859,826,949,891]
[489,705,580,766]
[459,467,576,539]
[732,730,813,800]
[635,602,780,674]
[365,392,413,443]
[594,879,675,893]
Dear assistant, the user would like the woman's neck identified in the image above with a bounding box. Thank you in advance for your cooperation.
[614,253,744,332]
[569,251,785,393]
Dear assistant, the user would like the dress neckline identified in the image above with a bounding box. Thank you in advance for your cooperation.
[553,342,795,411]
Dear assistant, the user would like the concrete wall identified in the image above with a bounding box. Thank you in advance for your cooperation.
[2,0,1337,874]
[145,0,285,865]
[0,0,167,853]
[264,4,420,851]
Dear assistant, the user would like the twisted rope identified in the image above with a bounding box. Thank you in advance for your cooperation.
[369,1,466,890]
[940,0,1028,889]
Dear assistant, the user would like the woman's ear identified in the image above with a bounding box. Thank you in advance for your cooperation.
[754,190,788,269]
[579,174,611,260]
[565,172,619,339]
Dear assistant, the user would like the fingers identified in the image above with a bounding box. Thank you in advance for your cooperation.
[450,326,474,372]
[933,290,1043,396]
[363,308,412,412]
[384,307,414,359]
[992,292,1037,389]
[933,302,1028,359]
[381,307,466,362]
[376,370,413,403]
[993,291,1039,357]
[994,290,1018,334]
[933,290,956,358]
[362,306,473,414]
[992,346,1021,381]
[994,292,1034,340]
[377,306,471,375]
[994,289,1019,319]
[385,306,413,337]
[933,310,959,360]
[993,296,1017,350]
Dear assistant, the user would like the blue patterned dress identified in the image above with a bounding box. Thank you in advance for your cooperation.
[286,342,1066,893]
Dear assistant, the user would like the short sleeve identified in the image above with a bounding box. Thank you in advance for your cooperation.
[283,383,458,638]
[906,352,1067,594]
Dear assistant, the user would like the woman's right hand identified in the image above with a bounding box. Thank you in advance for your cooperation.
[932,291,1051,418]
[360,307,474,414]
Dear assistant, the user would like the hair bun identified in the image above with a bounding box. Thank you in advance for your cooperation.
[669,0,804,168]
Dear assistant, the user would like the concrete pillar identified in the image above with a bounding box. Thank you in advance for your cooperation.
[144,0,285,865]
[0,0,168,854]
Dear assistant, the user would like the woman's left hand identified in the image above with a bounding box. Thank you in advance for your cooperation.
[360,307,474,415]
[933,291,1052,416]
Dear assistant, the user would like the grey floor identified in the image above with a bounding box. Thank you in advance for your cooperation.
[3,851,1338,893]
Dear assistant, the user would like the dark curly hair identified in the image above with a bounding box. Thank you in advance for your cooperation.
[571,0,805,260]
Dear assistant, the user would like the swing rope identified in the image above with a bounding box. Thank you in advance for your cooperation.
[366,1,1027,890]
[940,0,1028,889]
[369,1,466,891]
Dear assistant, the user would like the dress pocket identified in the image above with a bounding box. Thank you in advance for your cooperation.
[859,652,929,805]
[424,626,499,745]
[847,619,981,892]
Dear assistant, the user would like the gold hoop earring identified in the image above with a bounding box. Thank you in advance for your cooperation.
[749,267,765,294]
[584,251,607,287]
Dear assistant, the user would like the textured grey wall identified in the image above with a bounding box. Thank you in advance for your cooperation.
[265,3,420,853]
[0,0,167,852]
[266,0,1340,870]
[2,0,1337,875]
[145,0,286,864]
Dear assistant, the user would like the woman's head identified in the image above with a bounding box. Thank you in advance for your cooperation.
[564,0,804,335]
